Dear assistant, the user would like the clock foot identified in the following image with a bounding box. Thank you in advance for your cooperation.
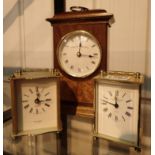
[11,134,21,141]
[11,134,16,140]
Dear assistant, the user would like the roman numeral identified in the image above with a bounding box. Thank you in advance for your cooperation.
[40,88,44,93]
[122,93,126,98]
[22,100,28,103]
[24,94,29,97]
[115,90,119,96]
[78,68,81,72]
[108,91,112,96]
[29,108,33,113]
[42,108,45,112]
[103,107,108,112]
[91,45,96,47]
[63,52,67,56]
[125,111,131,117]
[91,61,95,64]
[103,96,108,99]
[46,98,52,101]
[44,92,50,97]
[101,102,107,105]
[65,59,69,63]
[24,104,29,109]
[122,116,125,122]
[115,116,118,121]
[126,100,132,103]
[127,106,133,110]
[36,109,38,114]
[45,103,50,107]
[108,112,112,118]
[29,89,33,94]
[86,66,89,70]
[70,65,74,69]
[93,53,98,56]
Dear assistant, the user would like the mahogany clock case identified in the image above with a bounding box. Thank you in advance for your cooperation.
[46,9,113,109]
[46,9,113,79]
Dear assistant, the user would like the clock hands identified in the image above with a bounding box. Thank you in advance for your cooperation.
[40,99,52,102]
[35,86,40,98]
[76,39,96,58]
[76,38,98,59]
[77,40,82,57]
[114,90,119,108]
[34,87,51,105]
[79,54,97,58]
[34,98,51,104]
[102,99,119,109]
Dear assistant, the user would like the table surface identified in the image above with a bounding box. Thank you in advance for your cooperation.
[4,113,150,155]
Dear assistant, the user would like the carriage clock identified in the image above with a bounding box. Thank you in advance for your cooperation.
[46,7,113,115]
[93,71,144,150]
[10,69,62,136]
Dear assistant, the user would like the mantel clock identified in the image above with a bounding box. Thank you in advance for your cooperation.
[93,71,144,150]
[46,7,113,116]
[10,69,62,136]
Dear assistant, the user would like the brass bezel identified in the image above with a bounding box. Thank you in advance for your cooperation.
[10,69,62,137]
[56,30,102,78]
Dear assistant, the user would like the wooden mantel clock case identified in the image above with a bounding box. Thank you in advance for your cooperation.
[46,7,113,116]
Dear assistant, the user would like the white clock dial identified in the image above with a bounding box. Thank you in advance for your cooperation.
[57,30,102,78]
[22,86,52,115]
[96,81,139,144]
[17,78,58,132]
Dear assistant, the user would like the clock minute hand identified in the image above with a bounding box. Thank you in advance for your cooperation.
[81,54,95,58]
[77,40,82,57]
[114,90,119,108]
[102,99,115,107]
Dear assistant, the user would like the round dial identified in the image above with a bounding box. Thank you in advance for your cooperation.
[57,30,102,78]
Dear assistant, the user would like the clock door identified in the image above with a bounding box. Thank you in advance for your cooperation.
[95,81,140,145]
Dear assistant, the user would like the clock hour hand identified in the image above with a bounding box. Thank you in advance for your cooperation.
[40,99,52,102]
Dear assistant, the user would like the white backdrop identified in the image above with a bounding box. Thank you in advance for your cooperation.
[4,0,54,68]
[3,0,150,96]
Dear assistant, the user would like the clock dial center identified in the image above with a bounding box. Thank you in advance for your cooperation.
[77,51,81,57]
[114,103,119,109]
[34,98,41,105]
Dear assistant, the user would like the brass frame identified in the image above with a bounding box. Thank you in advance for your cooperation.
[93,71,144,149]
[56,30,102,78]
[10,69,62,137]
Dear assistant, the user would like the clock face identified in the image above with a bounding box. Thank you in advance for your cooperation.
[95,81,139,144]
[16,78,59,132]
[57,30,102,78]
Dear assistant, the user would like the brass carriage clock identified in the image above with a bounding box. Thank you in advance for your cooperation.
[46,7,113,116]
[10,69,62,136]
[93,71,144,150]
